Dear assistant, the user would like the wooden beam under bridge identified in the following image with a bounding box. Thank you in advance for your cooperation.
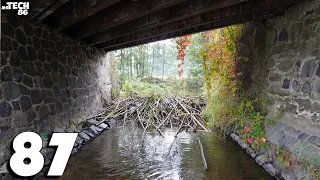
[63,0,186,39]
[100,0,299,51]
[84,0,249,46]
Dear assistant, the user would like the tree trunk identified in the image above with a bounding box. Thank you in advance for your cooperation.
[151,47,155,78]
[162,45,165,81]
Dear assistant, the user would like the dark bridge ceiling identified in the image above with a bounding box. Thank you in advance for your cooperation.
[23,0,302,52]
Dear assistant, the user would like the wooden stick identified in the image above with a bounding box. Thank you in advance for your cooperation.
[198,137,208,171]
[176,99,209,132]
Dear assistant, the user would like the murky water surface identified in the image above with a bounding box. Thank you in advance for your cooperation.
[61,121,273,180]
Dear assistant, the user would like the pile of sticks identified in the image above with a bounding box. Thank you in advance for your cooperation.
[88,96,209,136]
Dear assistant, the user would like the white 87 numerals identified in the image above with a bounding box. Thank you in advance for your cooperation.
[10,132,78,177]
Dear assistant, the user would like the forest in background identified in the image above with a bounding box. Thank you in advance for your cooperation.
[114,33,205,96]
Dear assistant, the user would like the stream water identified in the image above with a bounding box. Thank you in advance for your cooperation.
[60,121,274,180]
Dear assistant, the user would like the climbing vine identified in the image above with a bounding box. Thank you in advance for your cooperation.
[176,35,192,87]
[201,25,244,131]
[200,26,242,95]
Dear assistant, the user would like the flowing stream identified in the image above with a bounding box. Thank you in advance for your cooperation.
[61,121,274,180]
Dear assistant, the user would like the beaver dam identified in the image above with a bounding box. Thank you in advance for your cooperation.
[87,96,210,134]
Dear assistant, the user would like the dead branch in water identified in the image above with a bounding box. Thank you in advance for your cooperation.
[198,137,208,171]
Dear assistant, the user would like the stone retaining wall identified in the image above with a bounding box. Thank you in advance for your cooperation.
[0,12,116,165]
[242,0,320,179]
[262,0,320,136]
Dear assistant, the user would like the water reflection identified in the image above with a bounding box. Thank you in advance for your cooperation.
[61,121,273,180]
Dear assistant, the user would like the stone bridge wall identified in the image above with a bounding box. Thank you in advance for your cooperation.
[246,0,320,178]
[0,12,116,165]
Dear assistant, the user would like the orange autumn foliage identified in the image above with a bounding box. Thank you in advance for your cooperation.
[176,35,192,86]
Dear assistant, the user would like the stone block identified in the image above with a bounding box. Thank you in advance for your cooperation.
[6,13,20,28]
[79,132,90,141]
[30,90,42,104]
[263,163,277,176]
[40,39,50,48]
[306,136,320,147]
[39,105,50,119]
[10,52,21,67]
[19,96,32,112]
[43,74,54,89]
[2,83,21,100]
[269,73,282,82]
[281,170,298,180]
[1,66,13,82]
[22,75,33,88]
[42,90,54,103]
[98,123,109,130]
[315,81,320,94]
[75,136,84,145]
[22,22,34,36]
[302,82,311,96]
[15,29,27,46]
[1,36,12,51]
[2,23,14,38]
[278,59,294,72]
[83,130,95,138]
[107,118,117,127]
[17,46,28,61]
[57,75,67,89]
[287,127,301,137]
[269,85,289,96]
[282,78,290,89]
[255,154,266,165]
[295,98,312,110]
[316,64,320,77]
[246,147,256,158]
[278,28,288,42]
[53,127,65,133]
[0,101,12,118]
[54,99,63,113]
[284,102,297,113]
[89,125,100,135]
[13,113,27,128]
[0,127,13,144]
[313,102,320,112]
[32,36,41,50]
[11,100,20,111]
[240,143,249,149]
[60,91,68,103]
[268,130,286,144]
[279,136,298,148]
[87,119,99,125]
[297,133,309,141]
[27,46,37,61]
[34,27,43,38]
[300,60,316,79]
[27,109,36,123]
[12,67,23,82]
[271,121,285,132]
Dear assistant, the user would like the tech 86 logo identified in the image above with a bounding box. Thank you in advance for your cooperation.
[1,2,29,15]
